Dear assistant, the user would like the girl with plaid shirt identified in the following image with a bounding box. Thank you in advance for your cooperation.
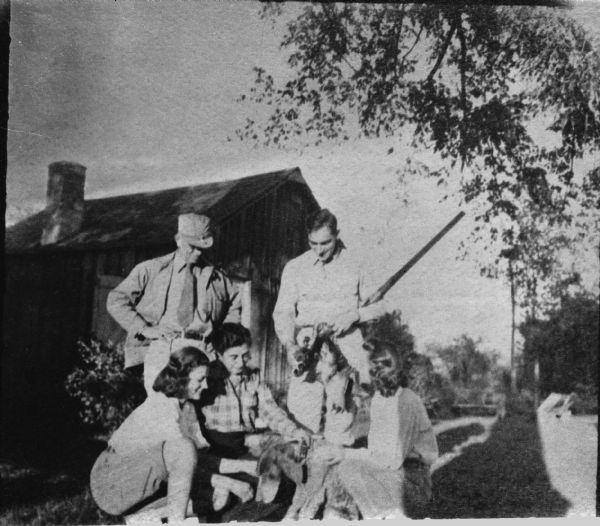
[199,323,310,458]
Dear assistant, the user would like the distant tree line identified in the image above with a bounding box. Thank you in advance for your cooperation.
[519,292,598,408]
[365,312,506,417]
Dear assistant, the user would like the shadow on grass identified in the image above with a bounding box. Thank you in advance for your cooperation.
[0,467,85,510]
[436,423,485,455]
[429,414,571,518]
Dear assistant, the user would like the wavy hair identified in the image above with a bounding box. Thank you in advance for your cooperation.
[152,346,210,399]
[305,208,338,235]
[210,323,252,356]
[364,338,410,393]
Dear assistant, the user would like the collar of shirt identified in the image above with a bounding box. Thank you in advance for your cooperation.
[374,385,403,400]
[174,252,188,273]
[227,370,255,390]
[311,239,347,266]
[173,252,212,273]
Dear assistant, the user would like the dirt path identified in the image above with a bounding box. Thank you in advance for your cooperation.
[537,412,598,517]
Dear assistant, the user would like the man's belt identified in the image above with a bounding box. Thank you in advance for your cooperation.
[175,329,207,341]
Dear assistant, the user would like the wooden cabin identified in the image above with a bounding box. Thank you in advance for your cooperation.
[3,162,319,438]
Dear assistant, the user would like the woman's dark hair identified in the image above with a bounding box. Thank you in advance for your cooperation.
[366,338,410,390]
[210,323,252,356]
[153,346,209,398]
[305,208,338,235]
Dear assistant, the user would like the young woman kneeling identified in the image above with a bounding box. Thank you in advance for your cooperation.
[90,346,256,523]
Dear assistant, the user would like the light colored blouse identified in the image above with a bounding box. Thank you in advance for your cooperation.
[345,387,438,469]
[109,392,209,454]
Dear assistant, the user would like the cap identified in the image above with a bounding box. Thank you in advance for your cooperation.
[177,213,214,248]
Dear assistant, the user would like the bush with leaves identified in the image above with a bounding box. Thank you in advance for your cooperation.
[520,292,598,413]
[64,338,145,435]
[426,334,502,405]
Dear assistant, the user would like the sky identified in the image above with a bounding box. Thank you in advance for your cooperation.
[7,0,600,363]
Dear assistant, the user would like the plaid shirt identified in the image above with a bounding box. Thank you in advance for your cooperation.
[201,371,298,437]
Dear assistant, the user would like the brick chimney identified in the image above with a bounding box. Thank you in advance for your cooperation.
[40,161,86,245]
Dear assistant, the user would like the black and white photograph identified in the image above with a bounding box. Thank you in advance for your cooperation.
[2,0,599,522]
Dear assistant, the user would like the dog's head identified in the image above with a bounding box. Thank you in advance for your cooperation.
[256,438,308,502]
[292,327,319,377]
[313,329,348,383]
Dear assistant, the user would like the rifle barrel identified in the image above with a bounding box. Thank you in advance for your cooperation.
[362,211,465,307]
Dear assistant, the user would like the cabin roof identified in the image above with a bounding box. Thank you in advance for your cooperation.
[6,168,314,253]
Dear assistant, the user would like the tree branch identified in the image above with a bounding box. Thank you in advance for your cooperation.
[320,3,359,74]
[427,16,459,82]
[400,25,423,68]
[321,4,358,73]
[457,25,467,112]
[393,5,407,79]
[457,18,467,169]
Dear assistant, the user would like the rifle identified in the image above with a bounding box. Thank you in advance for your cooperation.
[361,211,465,307]
[292,211,466,373]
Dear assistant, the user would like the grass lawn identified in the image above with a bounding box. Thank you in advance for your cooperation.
[0,413,572,523]
[0,462,121,526]
[436,422,485,456]
[429,413,571,518]
[0,435,123,526]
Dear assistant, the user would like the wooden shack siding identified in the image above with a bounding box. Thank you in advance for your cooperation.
[2,251,94,437]
[260,184,315,391]
[2,180,318,439]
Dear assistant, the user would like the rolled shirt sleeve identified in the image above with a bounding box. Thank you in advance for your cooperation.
[257,383,299,438]
[222,274,242,325]
[106,262,151,335]
[273,262,298,346]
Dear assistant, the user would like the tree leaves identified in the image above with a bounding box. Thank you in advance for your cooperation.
[239,4,598,204]
[238,3,599,312]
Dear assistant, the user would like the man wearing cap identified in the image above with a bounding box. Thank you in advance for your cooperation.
[107,213,242,393]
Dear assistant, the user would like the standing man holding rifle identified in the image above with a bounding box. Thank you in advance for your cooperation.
[273,209,387,432]
[273,208,465,434]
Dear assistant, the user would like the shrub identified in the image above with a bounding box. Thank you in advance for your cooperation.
[64,338,145,435]
[409,354,456,419]
[505,391,536,421]
[570,383,598,415]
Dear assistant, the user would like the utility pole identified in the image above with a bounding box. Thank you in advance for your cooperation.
[501,247,519,395]
[509,258,517,394]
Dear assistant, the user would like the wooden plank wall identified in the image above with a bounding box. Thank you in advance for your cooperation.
[2,250,95,442]
[1,245,166,442]
[1,181,317,442]
[215,182,314,392]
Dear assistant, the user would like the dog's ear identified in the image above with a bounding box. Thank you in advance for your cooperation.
[316,323,335,338]
[256,461,282,504]
[344,376,355,411]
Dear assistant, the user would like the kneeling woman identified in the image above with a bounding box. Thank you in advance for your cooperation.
[90,347,256,523]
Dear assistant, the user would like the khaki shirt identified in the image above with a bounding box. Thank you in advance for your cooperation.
[107,251,241,366]
[273,243,364,344]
